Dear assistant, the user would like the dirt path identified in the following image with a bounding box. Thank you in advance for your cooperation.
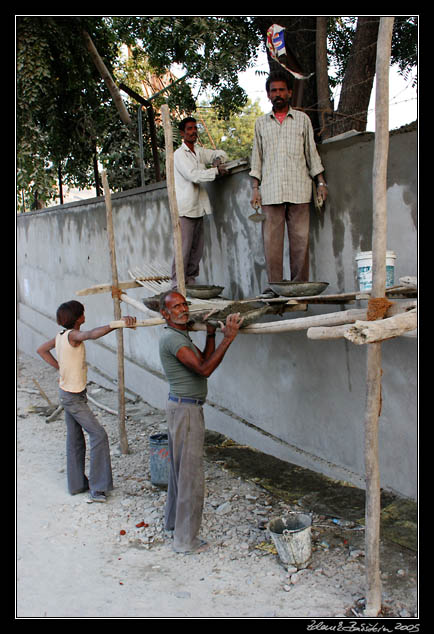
[16,352,418,620]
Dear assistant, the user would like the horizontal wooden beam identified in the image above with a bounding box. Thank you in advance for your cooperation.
[76,278,170,296]
[240,308,369,334]
[345,308,417,345]
[307,301,416,341]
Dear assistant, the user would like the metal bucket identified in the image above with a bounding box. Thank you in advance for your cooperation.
[268,513,312,569]
[149,433,170,487]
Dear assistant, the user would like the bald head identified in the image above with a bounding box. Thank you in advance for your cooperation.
[159,291,190,329]
[159,290,184,312]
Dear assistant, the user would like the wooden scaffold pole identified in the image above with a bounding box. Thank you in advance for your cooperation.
[363,16,394,617]
[101,170,129,455]
[160,104,186,297]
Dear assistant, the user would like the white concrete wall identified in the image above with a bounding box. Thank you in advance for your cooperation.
[17,129,417,498]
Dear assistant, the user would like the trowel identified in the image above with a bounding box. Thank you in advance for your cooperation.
[248,201,265,223]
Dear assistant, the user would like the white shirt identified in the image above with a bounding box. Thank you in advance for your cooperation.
[174,142,228,217]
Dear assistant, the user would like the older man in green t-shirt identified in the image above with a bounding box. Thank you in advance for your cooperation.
[159,290,243,554]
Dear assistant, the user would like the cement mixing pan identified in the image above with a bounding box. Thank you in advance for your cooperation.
[142,293,163,312]
[186,285,224,299]
[195,300,271,328]
[270,281,329,297]
[142,293,193,313]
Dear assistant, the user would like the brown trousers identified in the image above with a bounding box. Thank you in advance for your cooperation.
[261,203,310,283]
[171,216,204,287]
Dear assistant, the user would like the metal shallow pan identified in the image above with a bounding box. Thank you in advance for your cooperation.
[269,281,329,297]
[186,285,224,299]
[193,301,271,328]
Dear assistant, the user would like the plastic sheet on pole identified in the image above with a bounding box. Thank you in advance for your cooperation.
[266,24,314,80]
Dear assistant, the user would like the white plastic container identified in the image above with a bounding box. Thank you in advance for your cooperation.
[355,250,396,292]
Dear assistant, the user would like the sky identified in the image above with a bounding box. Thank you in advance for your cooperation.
[238,50,417,132]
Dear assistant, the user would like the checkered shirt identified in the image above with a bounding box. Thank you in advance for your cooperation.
[249,108,324,205]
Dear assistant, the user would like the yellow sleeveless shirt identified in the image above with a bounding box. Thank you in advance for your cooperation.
[55,330,87,393]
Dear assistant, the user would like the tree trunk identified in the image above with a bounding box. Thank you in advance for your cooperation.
[58,163,63,205]
[254,16,381,140]
[93,143,101,197]
[316,17,334,139]
[254,16,319,131]
[333,17,380,136]
[161,104,186,296]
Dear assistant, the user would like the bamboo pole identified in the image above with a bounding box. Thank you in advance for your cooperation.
[161,104,186,296]
[363,17,394,618]
[101,170,129,455]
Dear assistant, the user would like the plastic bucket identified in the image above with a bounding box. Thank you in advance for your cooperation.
[149,433,170,487]
[355,250,396,292]
[268,513,312,569]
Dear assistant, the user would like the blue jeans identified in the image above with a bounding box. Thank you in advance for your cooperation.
[59,389,113,495]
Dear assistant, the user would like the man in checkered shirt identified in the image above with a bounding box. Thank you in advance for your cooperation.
[250,71,328,288]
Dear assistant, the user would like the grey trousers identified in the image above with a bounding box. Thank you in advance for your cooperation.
[261,203,310,282]
[164,401,205,552]
[59,388,113,495]
[171,216,205,287]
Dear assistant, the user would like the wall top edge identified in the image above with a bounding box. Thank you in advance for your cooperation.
[17,180,169,218]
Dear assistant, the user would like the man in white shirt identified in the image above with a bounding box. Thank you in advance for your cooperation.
[172,117,228,288]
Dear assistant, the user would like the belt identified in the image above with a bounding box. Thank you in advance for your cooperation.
[168,394,205,406]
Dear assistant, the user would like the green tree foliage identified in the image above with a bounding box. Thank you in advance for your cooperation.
[17,16,121,209]
[193,99,264,160]
[17,16,417,210]
[327,16,417,87]
[111,16,262,119]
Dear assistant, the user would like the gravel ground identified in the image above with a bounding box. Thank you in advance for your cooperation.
[16,352,418,621]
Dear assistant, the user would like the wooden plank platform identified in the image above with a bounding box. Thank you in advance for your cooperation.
[257,285,417,306]
[77,282,417,309]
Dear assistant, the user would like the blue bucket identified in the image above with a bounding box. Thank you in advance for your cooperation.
[149,433,170,487]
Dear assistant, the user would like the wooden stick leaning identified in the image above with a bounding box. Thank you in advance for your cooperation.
[161,104,186,297]
[101,170,129,455]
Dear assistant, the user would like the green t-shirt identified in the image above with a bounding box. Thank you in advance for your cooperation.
[159,326,208,400]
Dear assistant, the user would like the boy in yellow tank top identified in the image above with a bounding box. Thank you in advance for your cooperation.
[37,300,136,502]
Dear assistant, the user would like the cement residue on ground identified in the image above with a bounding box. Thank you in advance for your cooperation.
[16,352,418,619]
